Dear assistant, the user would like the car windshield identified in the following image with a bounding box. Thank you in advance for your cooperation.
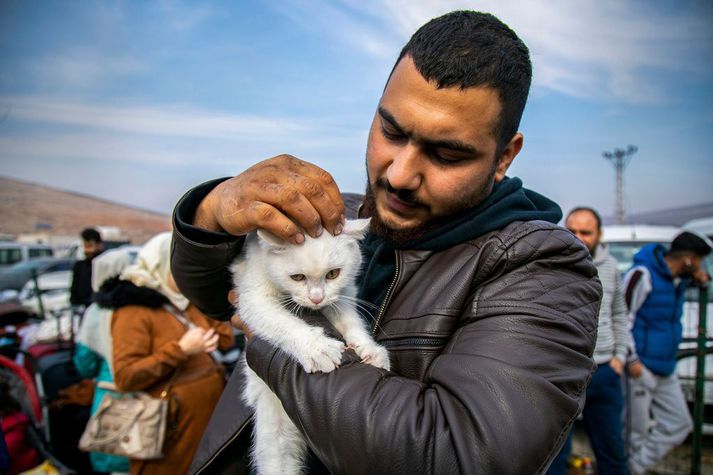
[607,241,666,275]
[0,259,48,274]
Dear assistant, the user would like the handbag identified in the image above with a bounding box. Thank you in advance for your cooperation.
[79,305,192,459]
[78,388,170,459]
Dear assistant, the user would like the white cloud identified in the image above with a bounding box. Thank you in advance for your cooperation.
[30,48,146,89]
[0,96,311,141]
[280,0,713,104]
[0,96,367,185]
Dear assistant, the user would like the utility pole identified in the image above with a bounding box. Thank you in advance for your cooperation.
[602,145,637,224]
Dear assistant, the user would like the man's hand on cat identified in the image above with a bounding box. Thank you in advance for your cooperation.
[194,154,346,244]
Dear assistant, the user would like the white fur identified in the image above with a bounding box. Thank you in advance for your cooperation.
[232,218,389,475]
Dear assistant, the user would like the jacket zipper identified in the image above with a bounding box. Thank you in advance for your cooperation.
[385,337,446,348]
[194,416,252,475]
[372,250,400,337]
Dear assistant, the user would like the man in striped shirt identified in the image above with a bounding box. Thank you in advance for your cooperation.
[549,207,630,475]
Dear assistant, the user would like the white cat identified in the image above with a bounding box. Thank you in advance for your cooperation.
[231,218,389,475]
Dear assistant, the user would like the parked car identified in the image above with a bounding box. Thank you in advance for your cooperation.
[0,258,76,295]
[18,270,72,318]
[602,224,713,431]
[0,242,54,268]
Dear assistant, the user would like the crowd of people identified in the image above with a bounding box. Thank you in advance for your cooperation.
[61,214,708,475]
[67,231,234,475]
[549,209,711,474]
[2,8,712,475]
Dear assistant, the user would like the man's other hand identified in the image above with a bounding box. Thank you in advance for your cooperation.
[627,360,644,378]
[609,357,624,376]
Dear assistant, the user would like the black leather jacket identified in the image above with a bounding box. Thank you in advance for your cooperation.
[172,183,601,475]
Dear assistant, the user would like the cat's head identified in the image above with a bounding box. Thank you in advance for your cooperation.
[257,218,370,310]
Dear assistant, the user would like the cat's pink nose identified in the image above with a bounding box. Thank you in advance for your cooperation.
[310,296,323,304]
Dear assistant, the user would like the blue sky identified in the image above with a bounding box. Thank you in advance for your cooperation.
[1,0,712,222]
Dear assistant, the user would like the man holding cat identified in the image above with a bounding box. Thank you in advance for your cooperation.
[173,10,601,474]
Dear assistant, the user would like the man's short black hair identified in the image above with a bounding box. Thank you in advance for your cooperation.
[670,231,712,257]
[394,10,532,154]
[80,228,102,243]
[567,207,602,230]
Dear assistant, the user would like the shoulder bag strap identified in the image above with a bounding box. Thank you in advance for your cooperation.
[162,304,223,368]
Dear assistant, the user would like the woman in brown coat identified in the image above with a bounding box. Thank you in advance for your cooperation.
[105,233,233,475]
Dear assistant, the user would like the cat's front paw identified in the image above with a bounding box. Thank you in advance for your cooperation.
[350,342,390,371]
[299,328,345,373]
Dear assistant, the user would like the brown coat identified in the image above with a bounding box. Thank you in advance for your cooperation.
[112,303,233,475]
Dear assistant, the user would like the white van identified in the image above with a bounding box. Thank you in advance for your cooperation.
[0,242,54,268]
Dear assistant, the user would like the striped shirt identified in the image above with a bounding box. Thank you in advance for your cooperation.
[591,244,630,364]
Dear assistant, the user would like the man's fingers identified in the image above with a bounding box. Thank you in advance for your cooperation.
[247,202,305,244]
[206,154,345,240]
[291,174,344,237]
[280,155,344,236]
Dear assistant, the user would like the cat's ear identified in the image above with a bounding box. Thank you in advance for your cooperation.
[341,218,371,240]
[256,229,289,252]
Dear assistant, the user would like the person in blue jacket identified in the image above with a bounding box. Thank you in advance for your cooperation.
[73,247,136,474]
[624,231,711,474]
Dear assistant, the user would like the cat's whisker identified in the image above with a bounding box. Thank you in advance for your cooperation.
[336,296,378,318]
[334,296,392,338]
[337,295,379,311]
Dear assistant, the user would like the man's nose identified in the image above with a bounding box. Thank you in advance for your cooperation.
[386,143,422,190]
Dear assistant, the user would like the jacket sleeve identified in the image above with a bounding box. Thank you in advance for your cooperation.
[623,266,651,363]
[214,323,235,352]
[171,178,245,321]
[73,342,101,379]
[69,260,82,306]
[112,306,188,392]
[246,225,600,474]
[611,266,630,363]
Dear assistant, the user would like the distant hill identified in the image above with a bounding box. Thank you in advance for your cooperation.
[0,176,171,244]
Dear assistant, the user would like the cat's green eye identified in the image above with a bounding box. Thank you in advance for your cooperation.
[290,274,306,281]
[325,269,340,279]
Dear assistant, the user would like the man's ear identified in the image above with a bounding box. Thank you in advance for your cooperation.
[494,132,523,182]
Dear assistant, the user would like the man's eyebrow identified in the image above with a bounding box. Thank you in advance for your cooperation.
[378,107,406,135]
[377,106,479,156]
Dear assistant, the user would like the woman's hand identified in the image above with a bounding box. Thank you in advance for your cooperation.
[178,327,220,355]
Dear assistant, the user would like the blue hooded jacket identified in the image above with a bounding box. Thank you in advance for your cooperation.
[630,243,688,376]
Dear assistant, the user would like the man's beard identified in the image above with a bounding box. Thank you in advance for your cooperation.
[362,172,495,246]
